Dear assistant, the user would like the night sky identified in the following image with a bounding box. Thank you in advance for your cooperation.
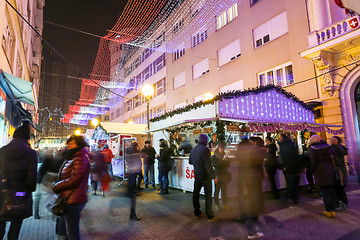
[43,0,128,75]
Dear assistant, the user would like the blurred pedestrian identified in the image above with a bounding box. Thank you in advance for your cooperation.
[90,150,108,196]
[309,135,337,218]
[178,138,193,156]
[236,137,265,239]
[34,148,55,219]
[141,140,156,188]
[101,144,114,177]
[211,142,230,211]
[301,145,316,193]
[208,133,217,152]
[53,135,90,240]
[330,136,348,211]
[156,141,172,195]
[125,142,142,221]
[278,134,302,204]
[189,134,218,222]
[264,137,280,199]
[0,121,37,240]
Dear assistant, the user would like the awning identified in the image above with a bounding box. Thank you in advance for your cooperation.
[100,122,147,135]
[0,70,35,106]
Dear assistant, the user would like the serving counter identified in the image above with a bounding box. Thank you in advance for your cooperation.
[155,156,309,197]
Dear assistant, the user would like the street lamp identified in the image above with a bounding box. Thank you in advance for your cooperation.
[203,92,214,101]
[141,84,154,140]
[92,118,99,127]
[75,129,81,136]
[128,120,134,124]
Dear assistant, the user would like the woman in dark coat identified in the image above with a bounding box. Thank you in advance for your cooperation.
[53,135,90,240]
[157,141,172,195]
[211,143,230,210]
[0,122,37,240]
[330,136,348,210]
[309,135,337,218]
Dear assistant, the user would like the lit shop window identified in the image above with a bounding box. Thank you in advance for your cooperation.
[258,62,294,87]
[217,3,238,30]
[192,28,208,47]
[253,12,288,48]
[173,44,185,61]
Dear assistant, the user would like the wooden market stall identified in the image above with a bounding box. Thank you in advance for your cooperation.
[149,85,344,193]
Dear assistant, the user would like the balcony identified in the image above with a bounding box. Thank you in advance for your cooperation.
[308,15,360,48]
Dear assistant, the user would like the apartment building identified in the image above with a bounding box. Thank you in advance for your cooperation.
[0,0,44,146]
[109,0,317,127]
[301,0,360,161]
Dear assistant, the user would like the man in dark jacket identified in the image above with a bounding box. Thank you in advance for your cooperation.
[278,134,302,204]
[141,140,156,188]
[189,134,218,221]
[0,121,37,240]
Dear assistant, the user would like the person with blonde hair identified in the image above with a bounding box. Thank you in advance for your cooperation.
[308,135,337,218]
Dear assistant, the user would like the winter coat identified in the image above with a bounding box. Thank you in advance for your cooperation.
[265,143,279,169]
[309,141,335,187]
[331,144,348,185]
[101,148,114,163]
[211,152,230,183]
[0,139,37,221]
[236,143,265,177]
[125,146,142,174]
[141,146,156,165]
[90,151,108,181]
[53,148,90,204]
[278,139,302,175]
[189,143,215,181]
[157,147,172,174]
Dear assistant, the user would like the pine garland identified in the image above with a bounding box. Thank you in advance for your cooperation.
[150,84,314,123]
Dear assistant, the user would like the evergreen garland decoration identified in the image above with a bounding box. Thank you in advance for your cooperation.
[165,121,213,134]
[150,84,314,123]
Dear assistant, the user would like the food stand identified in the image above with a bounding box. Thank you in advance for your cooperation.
[100,122,147,181]
[149,85,344,194]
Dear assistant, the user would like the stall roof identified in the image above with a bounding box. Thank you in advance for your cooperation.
[100,122,147,135]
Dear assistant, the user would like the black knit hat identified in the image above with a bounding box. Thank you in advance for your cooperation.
[13,121,31,140]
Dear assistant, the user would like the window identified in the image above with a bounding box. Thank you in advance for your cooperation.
[153,53,166,73]
[250,0,260,6]
[173,18,184,34]
[192,28,208,47]
[173,44,185,61]
[134,115,141,124]
[174,101,187,109]
[190,0,206,17]
[258,62,294,87]
[193,58,209,80]
[218,39,241,67]
[174,71,186,89]
[2,16,15,66]
[133,94,143,108]
[217,3,238,30]
[116,108,121,118]
[155,78,166,96]
[153,31,166,49]
[253,12,288,48]
[126,100,132,112]
[220,80,244,93]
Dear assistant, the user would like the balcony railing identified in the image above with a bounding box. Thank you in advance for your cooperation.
[308,15,360,48]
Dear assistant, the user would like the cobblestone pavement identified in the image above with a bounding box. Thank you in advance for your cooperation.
[8,178,360,240]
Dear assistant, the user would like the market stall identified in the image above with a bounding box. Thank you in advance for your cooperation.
[150,85,344,194]
[100,122,147,180]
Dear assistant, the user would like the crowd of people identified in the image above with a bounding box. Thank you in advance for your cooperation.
[0,120,352,240]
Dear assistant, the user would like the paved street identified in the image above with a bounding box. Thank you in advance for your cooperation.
[10,178,360,240]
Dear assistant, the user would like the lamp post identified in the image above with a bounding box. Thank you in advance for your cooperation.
[141,84,154,140]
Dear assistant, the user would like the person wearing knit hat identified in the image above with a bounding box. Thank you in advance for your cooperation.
[0,120,37,239]
[189,134,218,222]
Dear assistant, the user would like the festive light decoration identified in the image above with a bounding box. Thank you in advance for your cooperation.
[64,0,242,123]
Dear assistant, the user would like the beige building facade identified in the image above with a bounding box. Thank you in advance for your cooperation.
[109,0,359,160]
[0,0,44,145]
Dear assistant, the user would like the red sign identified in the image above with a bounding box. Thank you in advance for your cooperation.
[348,17,359,29]
[119,135,131,156]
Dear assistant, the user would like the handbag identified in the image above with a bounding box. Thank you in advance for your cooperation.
[46,190,75,216]
[331,153,344,186]
[0,157,31,219]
